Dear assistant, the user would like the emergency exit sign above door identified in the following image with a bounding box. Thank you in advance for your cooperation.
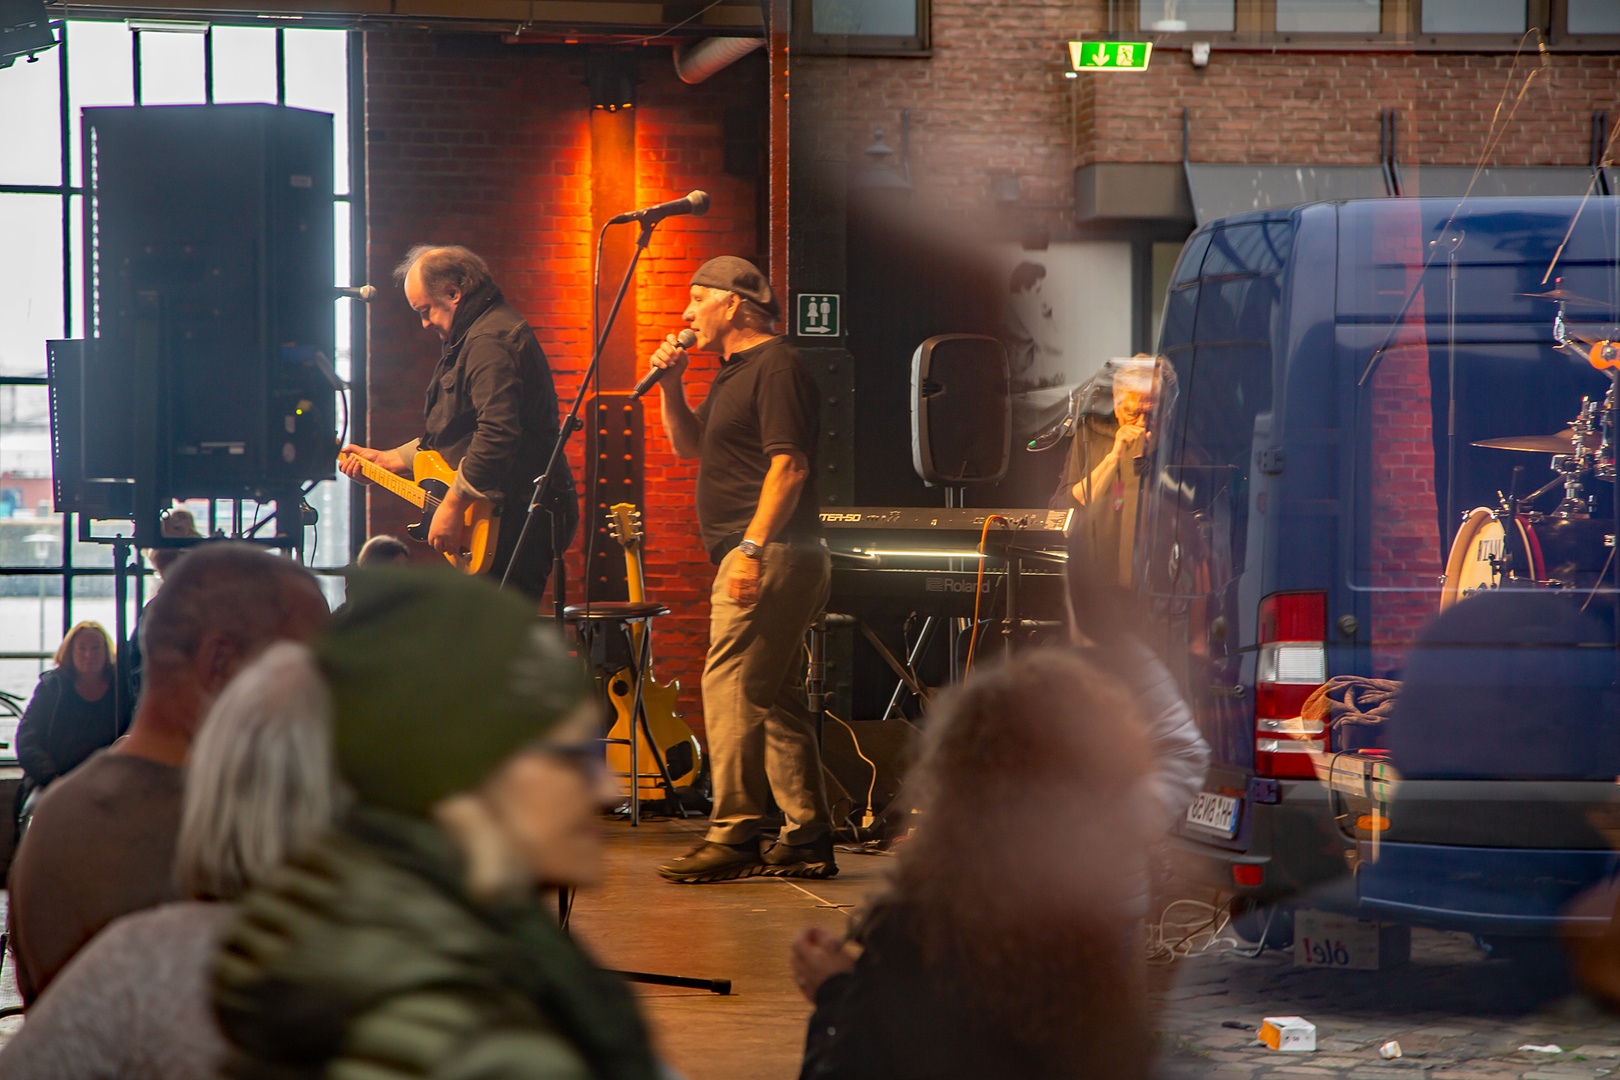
[1068,41,1153,71]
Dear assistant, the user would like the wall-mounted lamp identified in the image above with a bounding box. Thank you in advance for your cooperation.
[1190,42,1211,68]
[585,51,638,111]
[0,0,59,69]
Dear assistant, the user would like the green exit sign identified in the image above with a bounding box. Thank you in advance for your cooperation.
[1068,41,1153,72]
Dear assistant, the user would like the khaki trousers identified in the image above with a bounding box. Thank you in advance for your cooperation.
[703,540,833,846]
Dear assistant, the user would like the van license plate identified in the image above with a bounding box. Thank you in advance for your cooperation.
[1186,792,1239,838]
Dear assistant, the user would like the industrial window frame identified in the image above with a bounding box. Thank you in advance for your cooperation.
[0,19,367,654]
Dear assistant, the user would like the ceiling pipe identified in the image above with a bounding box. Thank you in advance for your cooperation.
[674,36,764,84]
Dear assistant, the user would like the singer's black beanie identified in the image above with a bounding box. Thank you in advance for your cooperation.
[691,256,780,317]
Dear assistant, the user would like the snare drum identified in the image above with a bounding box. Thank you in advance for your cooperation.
[1439,507,1542,611]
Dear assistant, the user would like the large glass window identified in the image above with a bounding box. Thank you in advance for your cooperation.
[1138,0,1236,32]
[1420,0,1527,34]
[0,18,360,699]
[1569,0,1620,34]
[1277,0,1381,33]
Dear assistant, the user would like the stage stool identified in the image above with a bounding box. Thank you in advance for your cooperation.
[563,600,684,826]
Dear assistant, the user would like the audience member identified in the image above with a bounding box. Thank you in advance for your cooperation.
[0,641,345,1079]
[791,648,1156,1080]
[355,534,411,567]
[16,622,120,802]
[5,541,328,1004]
[213,570,660,1080]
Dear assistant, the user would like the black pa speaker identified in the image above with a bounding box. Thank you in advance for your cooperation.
[81,104,337,499]
[910,334,1010,485]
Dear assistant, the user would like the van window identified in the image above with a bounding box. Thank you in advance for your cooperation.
[1142,221,1287,602]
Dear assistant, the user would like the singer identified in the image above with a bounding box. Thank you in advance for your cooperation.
[339,245,578,598]
[646,257,836,885]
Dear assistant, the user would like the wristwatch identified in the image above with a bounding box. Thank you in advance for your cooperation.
[737,539,762,559]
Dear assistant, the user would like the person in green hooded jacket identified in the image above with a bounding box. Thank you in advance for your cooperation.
[211,568,660,1080]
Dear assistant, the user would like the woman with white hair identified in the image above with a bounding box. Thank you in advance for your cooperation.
[0,641,345,1079]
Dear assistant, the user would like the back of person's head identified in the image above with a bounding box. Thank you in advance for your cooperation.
[888,647,1153,1069]
[356,534,410,568]
[175,642,347,900]
[139,542,328,688]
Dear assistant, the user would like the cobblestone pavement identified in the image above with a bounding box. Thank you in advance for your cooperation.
[1156,926,1620,1079]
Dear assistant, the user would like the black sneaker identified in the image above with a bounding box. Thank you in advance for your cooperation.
[761,836,838,879]
[657,840,762,884]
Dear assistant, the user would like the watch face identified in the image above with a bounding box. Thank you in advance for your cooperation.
[739,541,760,558]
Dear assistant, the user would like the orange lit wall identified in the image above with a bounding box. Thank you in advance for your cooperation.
[363,34,765,741]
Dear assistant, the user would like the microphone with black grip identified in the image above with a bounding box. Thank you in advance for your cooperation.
[607,191,710,226]
[631,330,698,400]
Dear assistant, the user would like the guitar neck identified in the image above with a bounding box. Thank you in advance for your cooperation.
[344,454,428,509]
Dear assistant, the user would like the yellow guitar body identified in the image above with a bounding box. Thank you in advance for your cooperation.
[410,451,500,576]
[602,502,704,800]
[340,448,499,575]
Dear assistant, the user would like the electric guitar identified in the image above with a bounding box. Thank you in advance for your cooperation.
[339,449,499,575]
[604,502,703,799]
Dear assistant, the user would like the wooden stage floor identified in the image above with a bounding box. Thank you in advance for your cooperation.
[568,815,886,1080]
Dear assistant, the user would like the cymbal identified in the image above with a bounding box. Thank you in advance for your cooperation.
[1473,428,1601,453]
[1517,288,1611,308]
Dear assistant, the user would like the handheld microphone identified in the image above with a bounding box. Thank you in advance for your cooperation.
[335,285,377,301]
[607,191,710,226]
[631,330,698,399]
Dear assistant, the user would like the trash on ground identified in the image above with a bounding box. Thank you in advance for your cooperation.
[1379,1041,1402,1059]
[1520,1045,1564,1053]
[1259,1016,1316,1052]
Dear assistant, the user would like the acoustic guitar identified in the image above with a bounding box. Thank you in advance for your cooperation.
[604,502,703,799]
[339,449,499,575]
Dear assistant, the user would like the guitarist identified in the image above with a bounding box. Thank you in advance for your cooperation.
[340,245,577,599]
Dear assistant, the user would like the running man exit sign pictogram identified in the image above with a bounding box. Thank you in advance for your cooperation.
[1067,41,1153,71]
[796,294,841,337]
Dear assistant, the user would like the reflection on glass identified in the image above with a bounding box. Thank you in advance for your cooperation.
[137,28,206,106]
[67,20,135,187]
[210,25,277,103]
[1138,0,1235,31]
[0,45,62,185]
[1420,0,1526,33]
[811,0,917,35]
[283,29,350,194]
[1277,0,1380,32]
[1569,0,1620,33]
[0,196,64,376]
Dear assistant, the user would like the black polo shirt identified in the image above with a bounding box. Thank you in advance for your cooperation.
[694,336,821,562]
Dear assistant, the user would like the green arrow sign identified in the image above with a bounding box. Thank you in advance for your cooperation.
[1067,41,1153,72]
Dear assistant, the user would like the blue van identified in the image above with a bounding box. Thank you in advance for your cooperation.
[1152,196,1620,941]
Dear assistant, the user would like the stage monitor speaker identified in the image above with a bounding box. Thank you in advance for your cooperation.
[81,104,337,499]
[821,718,917,817]
[910,334,1009,486]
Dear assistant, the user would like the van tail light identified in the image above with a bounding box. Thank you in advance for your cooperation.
[1254,591,1327,779]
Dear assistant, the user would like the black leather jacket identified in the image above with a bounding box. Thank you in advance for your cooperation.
[419,281,569,509]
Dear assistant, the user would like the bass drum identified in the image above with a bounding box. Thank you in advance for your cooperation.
[1440,508,1542,612]
[1532,516,1613,590]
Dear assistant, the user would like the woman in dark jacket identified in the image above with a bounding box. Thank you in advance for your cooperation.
[16,621,121,795]
[791,648,1158,1080]
[213,569,660,1080]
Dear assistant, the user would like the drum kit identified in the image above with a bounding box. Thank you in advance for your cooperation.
[1439,288,1620,611]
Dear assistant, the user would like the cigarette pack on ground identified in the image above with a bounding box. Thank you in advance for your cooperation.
[1259,1017,1316,1052]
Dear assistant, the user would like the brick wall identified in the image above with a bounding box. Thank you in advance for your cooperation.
[364,34,762,739]
[798,2,1617,221]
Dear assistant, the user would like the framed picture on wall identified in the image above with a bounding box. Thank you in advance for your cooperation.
[794,0,930,56]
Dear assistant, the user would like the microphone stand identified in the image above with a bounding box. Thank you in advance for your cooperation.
[501,217,659,621]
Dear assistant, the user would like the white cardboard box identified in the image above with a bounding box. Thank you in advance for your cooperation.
[1293,909,1411,970]
[1260,1016,1316,1052]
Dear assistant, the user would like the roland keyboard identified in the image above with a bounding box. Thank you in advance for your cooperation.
[818,506,1072,552]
